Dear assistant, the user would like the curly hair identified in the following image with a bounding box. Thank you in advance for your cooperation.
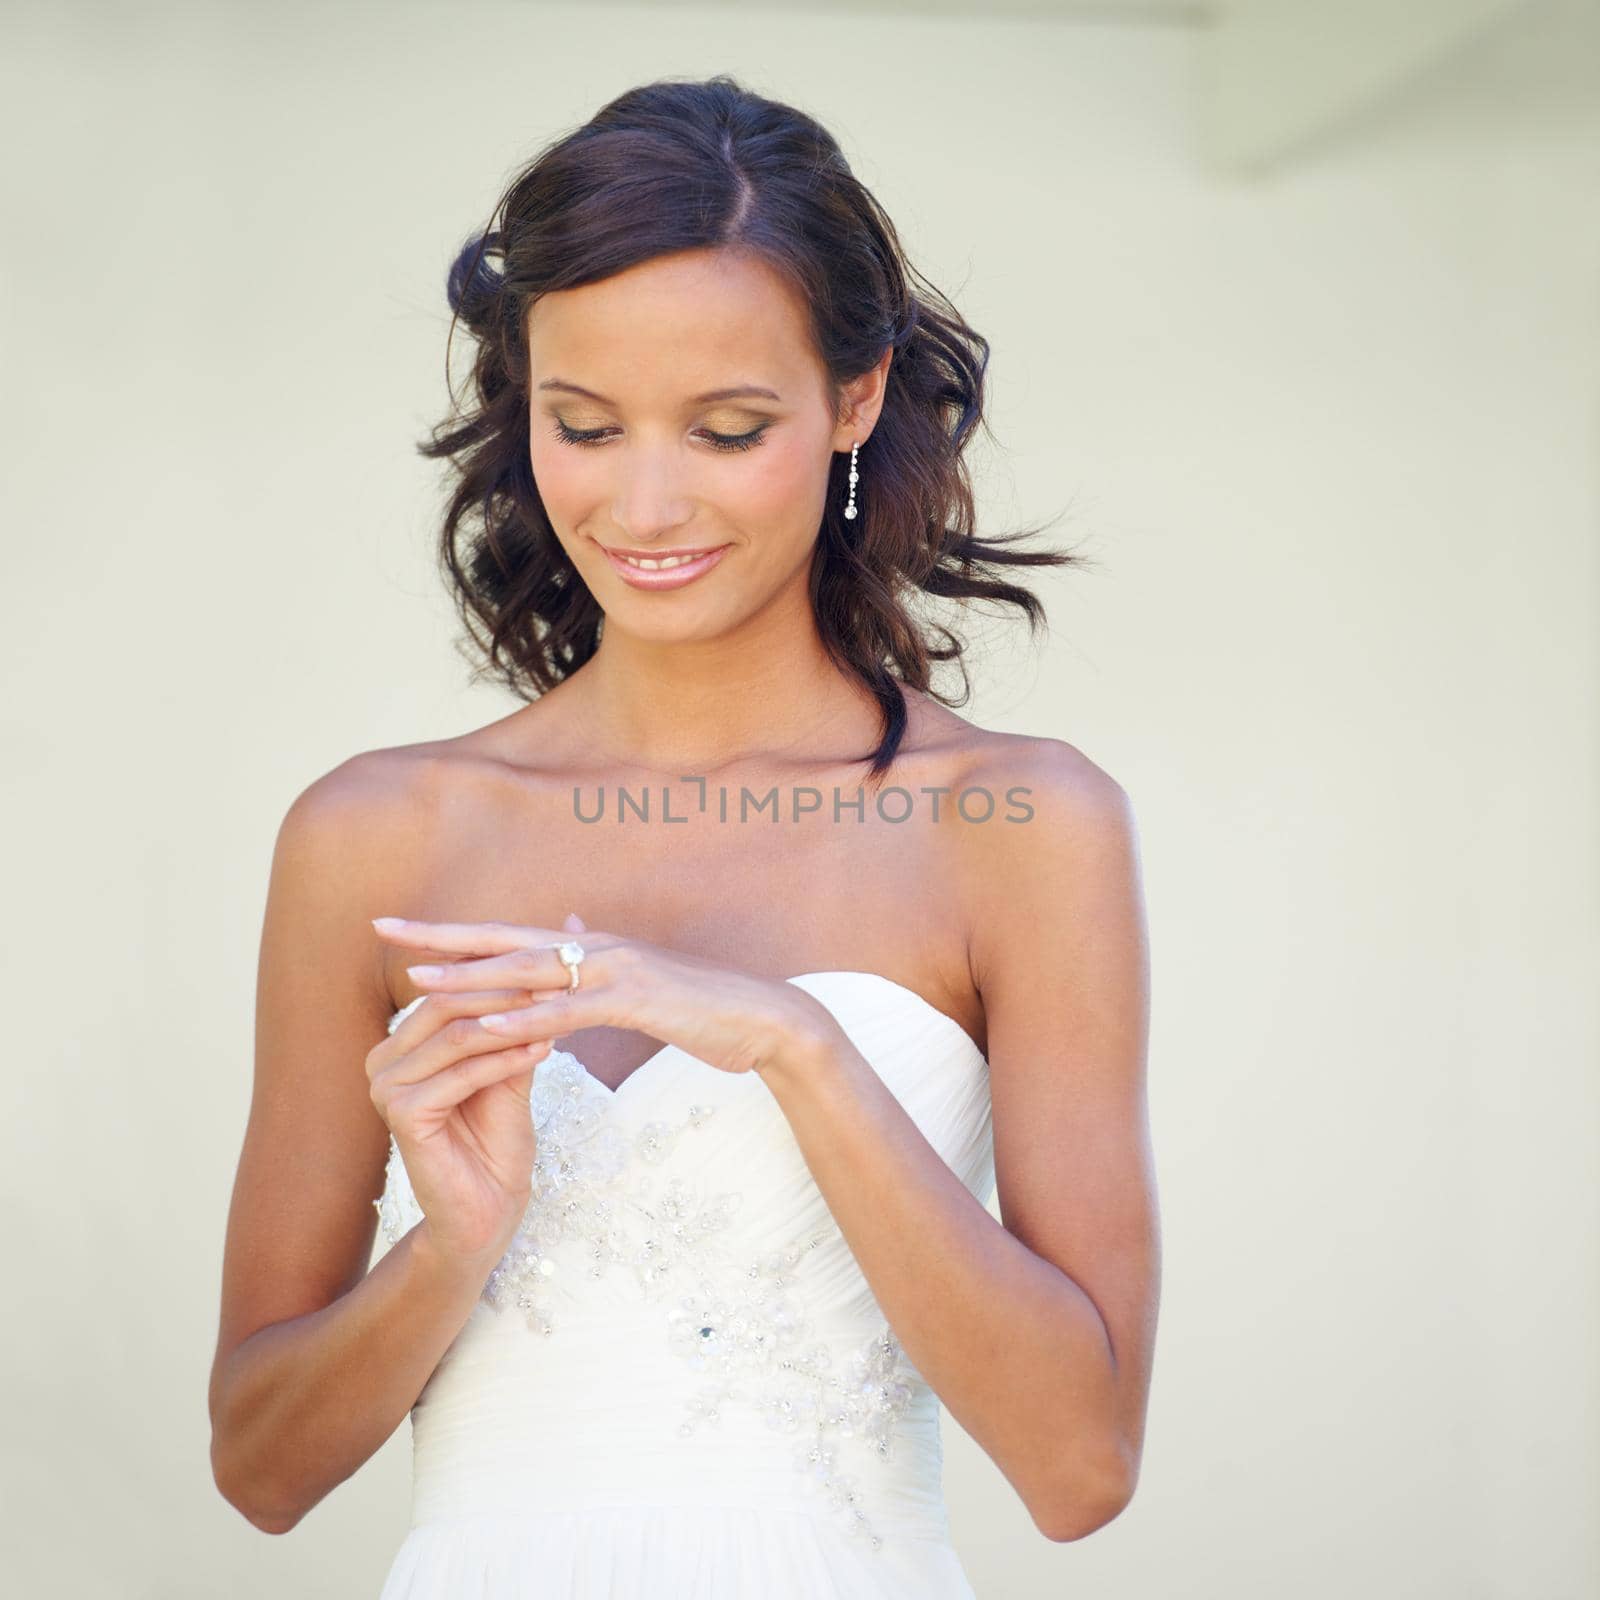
[418,73,1087,783]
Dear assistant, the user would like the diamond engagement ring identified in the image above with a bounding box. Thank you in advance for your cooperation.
[544,940,586,992]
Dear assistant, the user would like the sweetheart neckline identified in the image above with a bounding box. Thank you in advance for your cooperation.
[388,969,987,1102]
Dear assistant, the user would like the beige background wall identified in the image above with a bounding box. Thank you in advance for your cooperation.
[3,2,1595,1595]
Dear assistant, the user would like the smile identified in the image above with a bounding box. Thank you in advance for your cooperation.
[599,543,732,590]
[616,552,702,570]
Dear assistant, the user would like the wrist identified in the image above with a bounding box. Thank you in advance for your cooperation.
[410,1215,518,1292]
[755,1020,857,1098]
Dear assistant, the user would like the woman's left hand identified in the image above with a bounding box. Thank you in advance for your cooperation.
[372,913,849,1082]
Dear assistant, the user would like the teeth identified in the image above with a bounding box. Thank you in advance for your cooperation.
[619,552,704,570]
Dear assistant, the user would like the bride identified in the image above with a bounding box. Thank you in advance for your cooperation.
[208,74,1158,1597]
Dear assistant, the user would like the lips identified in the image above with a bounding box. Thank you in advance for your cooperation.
[597,542,732,591]
[601,544,726,567]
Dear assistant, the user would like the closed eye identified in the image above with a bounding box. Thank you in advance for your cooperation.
[548,420,770,454]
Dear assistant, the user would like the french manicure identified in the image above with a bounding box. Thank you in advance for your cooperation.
[407,964,443,981]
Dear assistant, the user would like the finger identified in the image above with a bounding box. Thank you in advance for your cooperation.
[405,944,591,997]
[376,1007,550,1093]
[371,916,563,954]
[387,1039,552,1122]
[378,987,538,1060]
[385,986,535,1033]
[475,986,605,1041]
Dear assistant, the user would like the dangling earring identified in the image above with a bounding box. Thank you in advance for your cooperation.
[843,440,860,520]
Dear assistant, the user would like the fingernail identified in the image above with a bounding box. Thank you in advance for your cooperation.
[407,964,443,981]
[372,916,406,929]
[479,1012,511,1030]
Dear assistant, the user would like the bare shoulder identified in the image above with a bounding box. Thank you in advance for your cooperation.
[971,733,1138,912]
[969,727,1128,816]
[898,691,1131,827]
[276,735,494,868]
[932,723,1140,986]
[950,719,1134,846]
[279,745,413,839]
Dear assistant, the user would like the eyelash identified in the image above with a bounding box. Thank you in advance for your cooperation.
[548,419,770,453]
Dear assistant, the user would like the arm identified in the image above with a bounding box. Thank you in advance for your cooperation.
[209,756,486,1533]
[755,744,1159,1542]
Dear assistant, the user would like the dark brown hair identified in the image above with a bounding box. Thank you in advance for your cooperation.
[418,73,1086,782]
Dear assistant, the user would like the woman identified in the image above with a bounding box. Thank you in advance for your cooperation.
[209,74,1159,1598]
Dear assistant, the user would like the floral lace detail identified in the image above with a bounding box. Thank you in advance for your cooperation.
[372,1045,732,1336]
[373,999,924,1552]
[491,1052,741,1333]
[668,1289,922,1551]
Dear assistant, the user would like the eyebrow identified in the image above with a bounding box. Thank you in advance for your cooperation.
[535,379,781,405]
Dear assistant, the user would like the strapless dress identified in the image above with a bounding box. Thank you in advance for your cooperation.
[371,969,996,1597]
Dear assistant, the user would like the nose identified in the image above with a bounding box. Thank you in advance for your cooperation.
[610,446,695,545]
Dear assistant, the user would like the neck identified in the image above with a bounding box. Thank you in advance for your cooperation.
[567,605,882,777]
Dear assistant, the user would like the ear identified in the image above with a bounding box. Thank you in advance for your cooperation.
[830,347,893,452]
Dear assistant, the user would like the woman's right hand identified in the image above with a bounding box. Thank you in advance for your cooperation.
[366,986,550,1266]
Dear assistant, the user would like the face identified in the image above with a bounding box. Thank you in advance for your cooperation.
[525,247,886,638]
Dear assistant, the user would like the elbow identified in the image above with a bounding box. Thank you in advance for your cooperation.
[242,1503,303,1537]
[244,1498,304,1537]
[211,1430,306,1536]
[1032,1446,1139,1544]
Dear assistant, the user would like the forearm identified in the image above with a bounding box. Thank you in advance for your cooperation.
[210,1221,496,1533]
[757,1037,1130,1540]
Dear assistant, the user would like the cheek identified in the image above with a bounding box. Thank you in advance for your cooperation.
[731,439,825,531]
[528,436,587,518]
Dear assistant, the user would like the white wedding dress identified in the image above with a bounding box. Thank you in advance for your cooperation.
[371,969,996,1598]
